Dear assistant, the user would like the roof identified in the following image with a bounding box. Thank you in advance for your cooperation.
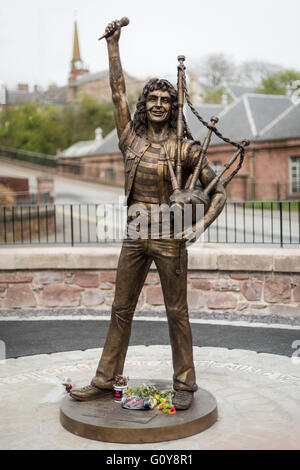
[7,90,41,105]
[184,104,225,141]
[7,86,68,105]
[95,128,119,155]
[69,69,144,88]
[258,102,300,140]
[42,85,68,104]
[57,128,119,158]
[246,93,293,135]
[194,98,254,144]
[69,70,109,87]
[193,93,295,144]
[58,139,104,159]
[227,84,255,99]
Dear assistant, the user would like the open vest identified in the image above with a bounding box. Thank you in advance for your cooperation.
[119,124,196,206]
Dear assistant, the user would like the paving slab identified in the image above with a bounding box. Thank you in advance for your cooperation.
[0,346,300,450]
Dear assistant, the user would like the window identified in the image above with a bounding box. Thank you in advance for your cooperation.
[289,156,300,195]
[211,161,222,175]
[106,167,115,181]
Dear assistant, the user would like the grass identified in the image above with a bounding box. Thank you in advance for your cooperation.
[244,201,299,212]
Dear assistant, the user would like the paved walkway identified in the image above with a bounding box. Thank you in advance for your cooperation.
[1,344,300,450]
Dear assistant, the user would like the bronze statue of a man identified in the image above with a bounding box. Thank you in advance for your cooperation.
[70,20,226,410]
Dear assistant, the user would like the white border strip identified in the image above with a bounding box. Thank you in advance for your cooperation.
[1,315,300,330]
[243,95,257,137]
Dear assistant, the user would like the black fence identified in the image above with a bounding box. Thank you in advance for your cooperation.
[0,201,299,247]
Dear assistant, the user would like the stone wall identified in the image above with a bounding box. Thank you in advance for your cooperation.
[0,247,299,322]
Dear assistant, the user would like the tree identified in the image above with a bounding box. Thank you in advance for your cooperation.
[0,95,115,154]
[255,69,300,95]
[237,60,283,87]
[202,87,228,105]
[0,103,69,154]
[190,53,237,89]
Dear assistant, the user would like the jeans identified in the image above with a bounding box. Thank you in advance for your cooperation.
[91,238,198,392]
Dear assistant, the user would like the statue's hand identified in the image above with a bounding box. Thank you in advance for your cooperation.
[105,19,121,43]
[179,220,204,246]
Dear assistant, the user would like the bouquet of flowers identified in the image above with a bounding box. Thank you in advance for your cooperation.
[114,375,129,386]
[125,384,176,415]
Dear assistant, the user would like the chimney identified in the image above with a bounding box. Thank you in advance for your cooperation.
[17,83,29,92]
[95,127,103,142]
[0,82,7,105]
[222,93,228,106]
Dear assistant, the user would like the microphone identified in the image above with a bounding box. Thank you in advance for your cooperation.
[98,17,129,40]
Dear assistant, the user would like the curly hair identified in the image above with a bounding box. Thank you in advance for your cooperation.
[132,78,192,139]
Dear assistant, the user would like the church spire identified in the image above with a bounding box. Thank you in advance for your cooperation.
[68,20,89,84]
[72,21,81,66]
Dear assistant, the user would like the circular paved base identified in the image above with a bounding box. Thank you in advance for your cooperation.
[60,379,218,443]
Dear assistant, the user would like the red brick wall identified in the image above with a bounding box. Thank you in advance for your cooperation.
[252,139,300,200]
[207,138,300,200]
[57,154,125,187]
[0,177,29,202]
[81,155,124,186]
[0,177,29,193]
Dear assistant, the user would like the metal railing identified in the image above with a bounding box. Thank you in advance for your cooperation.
[0,201,299,247]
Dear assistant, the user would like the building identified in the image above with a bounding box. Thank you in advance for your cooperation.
[4,83,42,108]
[57,92,300,201]
[187,93,300,200]
[57,127,123,186]
[68,70,144,106]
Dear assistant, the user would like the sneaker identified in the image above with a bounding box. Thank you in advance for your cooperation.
[172,390,194,410]
[70,384,112,401]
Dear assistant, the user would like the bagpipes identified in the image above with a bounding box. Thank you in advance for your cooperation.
[167,55,250,217]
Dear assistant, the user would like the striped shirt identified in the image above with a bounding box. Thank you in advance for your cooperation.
[130,142,162,204]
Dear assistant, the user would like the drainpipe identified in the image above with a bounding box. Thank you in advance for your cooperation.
[249,147,255,200]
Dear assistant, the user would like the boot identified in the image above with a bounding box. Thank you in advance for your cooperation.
[173,390,194,410]
[70,384,112,401]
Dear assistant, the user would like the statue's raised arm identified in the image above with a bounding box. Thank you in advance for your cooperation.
[104,20,131,138]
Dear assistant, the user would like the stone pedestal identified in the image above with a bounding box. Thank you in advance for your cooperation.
[60,380,218,443]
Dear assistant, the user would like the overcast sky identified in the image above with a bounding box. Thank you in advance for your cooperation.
[1,0,299,90]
